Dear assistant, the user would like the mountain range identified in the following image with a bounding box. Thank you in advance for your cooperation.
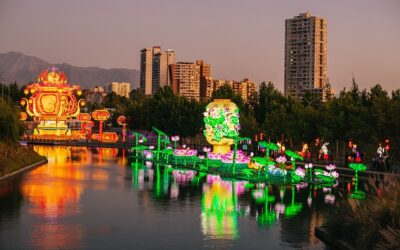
[0,51,140,89]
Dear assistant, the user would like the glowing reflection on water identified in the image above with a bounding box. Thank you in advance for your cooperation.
[0,145,360,249]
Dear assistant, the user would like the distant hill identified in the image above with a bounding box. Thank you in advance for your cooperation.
[0,51,140,89]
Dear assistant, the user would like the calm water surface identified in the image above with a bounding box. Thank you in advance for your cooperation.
[0,146,339,249]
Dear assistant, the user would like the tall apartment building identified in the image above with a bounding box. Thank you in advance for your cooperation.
[106,82,131,98]
[170,62,200,101]
[284,12,328,101]
[196,60,212,100]
[140,46,161,95]
[152,49,175,94]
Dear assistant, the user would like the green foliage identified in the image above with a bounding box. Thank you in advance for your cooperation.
[93,81,399,157]
[0,82,23,103]
[0,99,21,142]
[324,176,400,249]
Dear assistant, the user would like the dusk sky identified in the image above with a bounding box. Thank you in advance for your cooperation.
[1,0,399,92]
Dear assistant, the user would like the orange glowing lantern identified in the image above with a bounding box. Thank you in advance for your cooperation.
[117,115,127,125]
[92,132,118,143]
[77,113,91,122]
[91,109,110,140]
[19,66,85,138]
[117,115,128,142]
[20,112,28,121]
[91,110,110,121]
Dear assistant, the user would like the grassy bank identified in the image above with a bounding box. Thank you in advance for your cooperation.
[0,142,46,178]
[322,176,400,249]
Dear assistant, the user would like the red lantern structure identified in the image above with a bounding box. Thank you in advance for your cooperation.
[91,109,111,141]
[20,66,85,139]
[117,115,128,143]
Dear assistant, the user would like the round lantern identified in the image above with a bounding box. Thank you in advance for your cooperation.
[117,115,127,125]
[20,112,28,121]
[77,113,91,122]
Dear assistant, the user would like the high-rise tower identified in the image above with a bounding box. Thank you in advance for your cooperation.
[153,49,175,94]
[140,46,160,95]
[284,12,328,101]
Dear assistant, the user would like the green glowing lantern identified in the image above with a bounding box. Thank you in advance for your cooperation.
[285,150,303,169]
[348,163,367,182]
[258,141,278,160]
[204,99,240,154]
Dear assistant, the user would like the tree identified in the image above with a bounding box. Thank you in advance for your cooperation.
[0,100,21,142]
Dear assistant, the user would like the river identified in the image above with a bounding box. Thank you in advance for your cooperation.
[0,146,334,249]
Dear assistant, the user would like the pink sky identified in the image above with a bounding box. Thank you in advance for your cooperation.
[1,0,399,92]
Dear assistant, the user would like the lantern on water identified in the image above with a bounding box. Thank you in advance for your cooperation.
[203,99,240,154]
[97,132,118,143]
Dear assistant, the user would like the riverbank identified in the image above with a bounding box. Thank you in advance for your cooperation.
[0,142,47,179]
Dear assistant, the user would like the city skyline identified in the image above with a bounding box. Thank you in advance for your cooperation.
[1,0,399,92]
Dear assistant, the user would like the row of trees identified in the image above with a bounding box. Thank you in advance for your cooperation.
[2,81,399,158]
[0,98,22,143]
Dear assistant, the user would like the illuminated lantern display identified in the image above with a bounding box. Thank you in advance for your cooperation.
[91,109,110,140]
[91,109,110,121]
[77,113,92,138]
[20,66,84,139]
[117,115,127,142]
[92,132,119,143]
[77,113,91,122]
[20,112,28,121]
[203,99,240,154]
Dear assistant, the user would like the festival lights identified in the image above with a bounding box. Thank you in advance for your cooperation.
[203,99,240,154]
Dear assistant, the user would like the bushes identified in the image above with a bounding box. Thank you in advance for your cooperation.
[0,143,46,177]
[0,99,21,142]
[324,176,400,249]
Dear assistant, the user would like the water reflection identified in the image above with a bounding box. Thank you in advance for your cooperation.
[30,224,85,250]
[0,146,346,249]
[16,146,122,250]
[128,157,334,248]
[201,177,240,240]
